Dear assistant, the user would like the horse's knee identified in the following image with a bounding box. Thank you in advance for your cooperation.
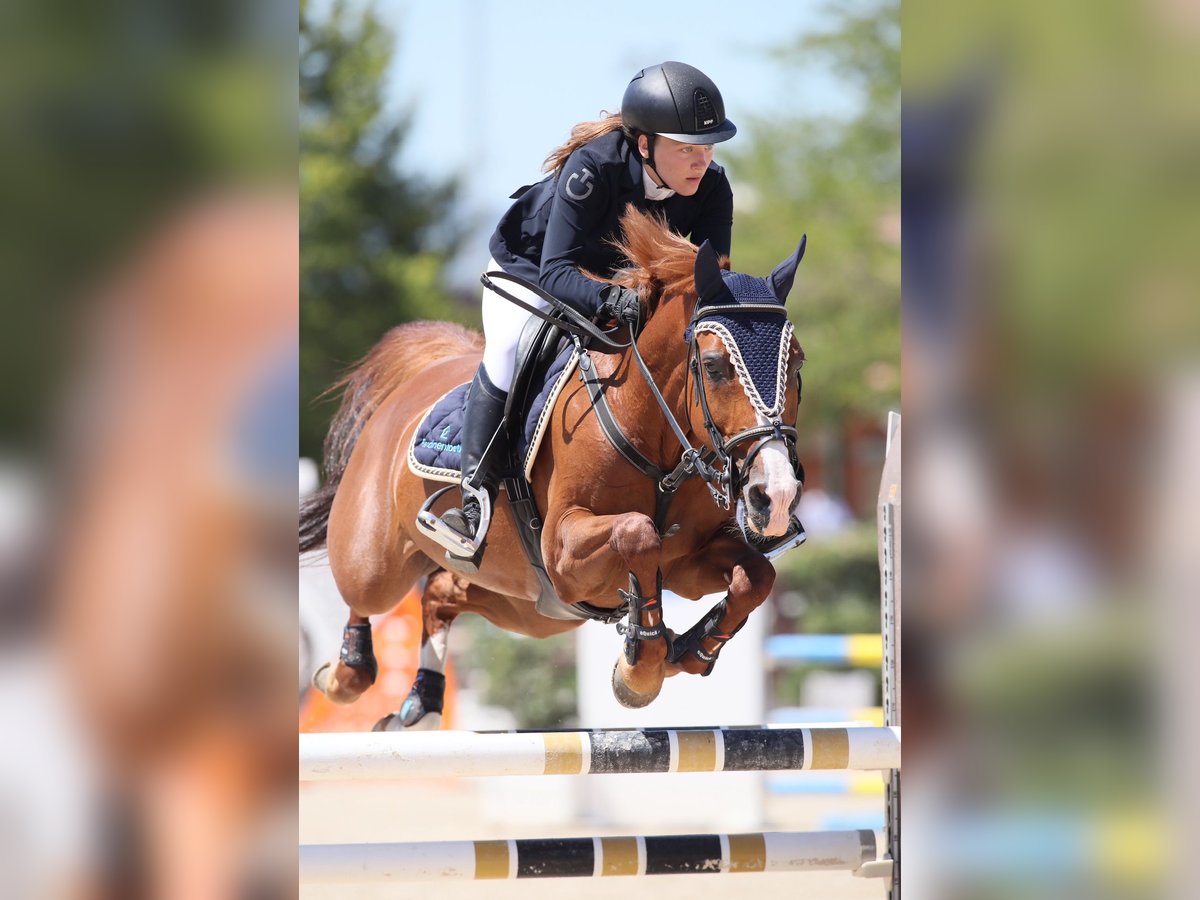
[608,514,661,563]
[421,570,467,631]
[424,569,469,602]
[328,565,397,618]
[730,555,776,603]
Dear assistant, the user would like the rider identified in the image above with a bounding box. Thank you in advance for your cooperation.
[426,61,738,559]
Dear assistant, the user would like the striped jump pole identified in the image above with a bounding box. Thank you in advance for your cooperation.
[299,724,901,781]
[768,705,885,725]
[300,829,886,882]
[766,771,886,796]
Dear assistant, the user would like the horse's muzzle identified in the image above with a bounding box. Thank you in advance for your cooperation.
[741,437,802,537]
[744,478,801,537]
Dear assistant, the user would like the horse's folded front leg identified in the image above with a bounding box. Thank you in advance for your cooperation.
[663,542,777,678]
[665,593,745,676]
[548,510,668,708]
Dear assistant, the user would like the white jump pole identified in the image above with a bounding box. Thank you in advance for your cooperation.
[300,828,886,882]
[299,724,901,781]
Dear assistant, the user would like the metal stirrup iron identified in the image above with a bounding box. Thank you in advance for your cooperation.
[417,484,493,558]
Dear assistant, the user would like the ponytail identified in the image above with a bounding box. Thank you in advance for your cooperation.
[542,113,633,175]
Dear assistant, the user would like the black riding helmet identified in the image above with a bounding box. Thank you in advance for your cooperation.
[621,61,738,145]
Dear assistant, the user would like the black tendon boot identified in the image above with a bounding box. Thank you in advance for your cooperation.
[435,366,509,555]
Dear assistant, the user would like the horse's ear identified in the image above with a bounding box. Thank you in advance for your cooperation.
[694,240,725,304]
[770,234,807,302]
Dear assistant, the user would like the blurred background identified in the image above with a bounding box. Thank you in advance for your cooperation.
[902,1,1199,897]
[0,0,298,897]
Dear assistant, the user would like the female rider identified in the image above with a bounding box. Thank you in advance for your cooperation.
[424,60,738,561]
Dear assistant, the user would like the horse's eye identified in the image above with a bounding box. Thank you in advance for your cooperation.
[702,354,727,382]
[788,345,804,377]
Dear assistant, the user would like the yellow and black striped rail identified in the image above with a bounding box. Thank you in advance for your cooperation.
[300,829,884,882]
[299,725,901,781]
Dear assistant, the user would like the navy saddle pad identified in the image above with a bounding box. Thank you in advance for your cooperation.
[411,346,575,476]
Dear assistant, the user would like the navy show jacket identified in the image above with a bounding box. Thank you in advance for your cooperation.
[488,129,733,316]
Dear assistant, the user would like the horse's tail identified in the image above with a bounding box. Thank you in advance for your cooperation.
[299,320,483,553]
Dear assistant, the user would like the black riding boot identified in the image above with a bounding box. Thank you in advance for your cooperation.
[439,365,509,546]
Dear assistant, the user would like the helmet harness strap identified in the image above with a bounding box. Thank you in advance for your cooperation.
[641,133,665,186]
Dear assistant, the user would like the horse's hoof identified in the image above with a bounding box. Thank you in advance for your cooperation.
[311,660,375,705]
[372,711,442,732]
[311,661,332,695]
[371,713,398,732]
[611,660,660,709]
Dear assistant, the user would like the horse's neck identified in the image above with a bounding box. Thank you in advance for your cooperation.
[610,314,695,458]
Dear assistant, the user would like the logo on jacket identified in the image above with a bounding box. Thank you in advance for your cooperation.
[564,167,595,200]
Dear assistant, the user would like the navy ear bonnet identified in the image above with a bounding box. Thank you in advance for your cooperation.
[691,270,795,418]
[716,271,778,303]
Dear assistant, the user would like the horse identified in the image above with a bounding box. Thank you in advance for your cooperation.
[300,207,807,729]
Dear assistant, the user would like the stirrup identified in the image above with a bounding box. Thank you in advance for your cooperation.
[416,483,493,557]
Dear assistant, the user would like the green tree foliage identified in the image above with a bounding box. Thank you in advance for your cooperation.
[300,0,466,462]
[776,521,881,633]
[468,626,579,730]
[727,0,900,429]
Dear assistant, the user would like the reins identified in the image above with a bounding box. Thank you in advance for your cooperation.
[577,314,730,531]
[480,271,626,352]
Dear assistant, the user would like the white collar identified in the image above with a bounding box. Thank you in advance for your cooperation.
[642,165,676,201]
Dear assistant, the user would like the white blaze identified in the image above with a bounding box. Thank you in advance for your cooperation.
[747,413,800,536]
[758,440,799,535]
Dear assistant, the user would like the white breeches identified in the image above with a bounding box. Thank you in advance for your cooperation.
[480,258,550,389]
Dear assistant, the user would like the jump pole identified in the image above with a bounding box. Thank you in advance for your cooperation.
[299,724,900,781]
[300,829,886,882]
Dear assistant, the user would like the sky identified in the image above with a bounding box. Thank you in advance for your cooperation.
[374,0,860,285]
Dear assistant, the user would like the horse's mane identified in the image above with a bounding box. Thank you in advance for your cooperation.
[606,207,728,312]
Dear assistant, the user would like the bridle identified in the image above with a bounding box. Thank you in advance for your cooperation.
[577,296,802,533]
[686,300,802,508]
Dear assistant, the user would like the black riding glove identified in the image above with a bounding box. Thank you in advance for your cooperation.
[598,285,642,325]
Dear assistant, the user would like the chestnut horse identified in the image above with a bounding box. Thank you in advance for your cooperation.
[300,209,807,729]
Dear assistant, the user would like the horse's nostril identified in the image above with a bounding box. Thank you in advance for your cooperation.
[748,484,770,510]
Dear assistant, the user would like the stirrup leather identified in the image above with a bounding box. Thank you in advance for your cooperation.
[416,483,494,557]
